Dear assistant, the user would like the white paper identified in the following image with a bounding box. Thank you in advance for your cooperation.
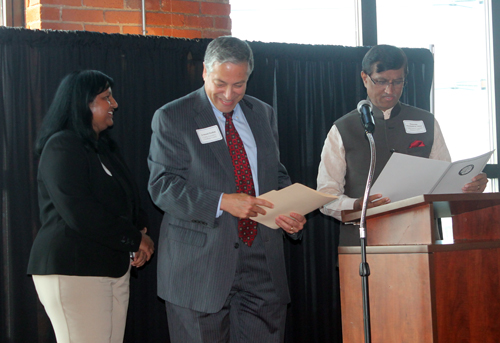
[252,183,337,229]
[370,151,493,202]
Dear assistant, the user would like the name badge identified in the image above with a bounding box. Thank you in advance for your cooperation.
[196,125,223,144]
[403,120,427,134]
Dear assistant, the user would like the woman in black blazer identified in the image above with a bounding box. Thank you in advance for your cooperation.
[27,70,154,343]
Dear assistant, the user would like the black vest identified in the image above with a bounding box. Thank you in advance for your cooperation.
[335,101,435,245]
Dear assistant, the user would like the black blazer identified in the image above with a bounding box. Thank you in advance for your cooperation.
[28,130,145,277]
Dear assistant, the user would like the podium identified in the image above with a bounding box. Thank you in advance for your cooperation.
[338,193,500,343]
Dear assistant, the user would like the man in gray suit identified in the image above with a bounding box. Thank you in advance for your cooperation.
[148,36,306,343]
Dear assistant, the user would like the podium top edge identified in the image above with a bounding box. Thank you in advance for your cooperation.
[338,239,500,254]
[341,193,500,222]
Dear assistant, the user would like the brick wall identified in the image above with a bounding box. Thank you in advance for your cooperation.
[25,0,231,39]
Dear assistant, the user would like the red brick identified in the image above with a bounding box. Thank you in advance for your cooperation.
[105,10,141,24]
[84,24,121,33]
[122,25,142,34]
[160,0,171,11]
[83,0,123,9]
[124,0,139,9]
[41,0,82,6]
[41,6,61,21]
[146,12,172,26]
[124,0,161,11]
[170,27,201,39]
[123,25,164,36]
[202,29,229,39]
[171,13,184,26]
[185,15,212,29]
[62,8,104,22]
[26,5,41,23]
[202,0,228,3]
[145,0,161,11]
[146,26,165,36]
[214,16,229,30]
[41,22,84,30]
[200,2,229,16]
[171,0,199,15]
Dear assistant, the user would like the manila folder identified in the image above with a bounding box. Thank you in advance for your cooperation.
[252,183,337,229]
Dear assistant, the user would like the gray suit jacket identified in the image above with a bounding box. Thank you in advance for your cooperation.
[148,87,292,313]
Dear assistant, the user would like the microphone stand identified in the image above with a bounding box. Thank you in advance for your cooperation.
[359,130,375,343]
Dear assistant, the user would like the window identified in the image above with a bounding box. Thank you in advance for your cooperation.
[2,0,25,27]
[1,0,5,26]
[231,0,358,46]
[377,0,496,184]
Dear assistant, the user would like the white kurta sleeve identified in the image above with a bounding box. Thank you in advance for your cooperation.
[317,125,357,221]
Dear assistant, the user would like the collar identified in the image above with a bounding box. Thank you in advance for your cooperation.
[368,98,402,120]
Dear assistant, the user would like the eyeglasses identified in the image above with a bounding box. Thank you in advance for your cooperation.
[367,74,406,88]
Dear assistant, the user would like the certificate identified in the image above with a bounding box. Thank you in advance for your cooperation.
[252,183,337,229]
[370,150,493,203]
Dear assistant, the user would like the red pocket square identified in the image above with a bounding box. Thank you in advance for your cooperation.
[409,140,425,148]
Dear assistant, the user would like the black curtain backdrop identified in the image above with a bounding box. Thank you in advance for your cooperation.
[0,27,434,343]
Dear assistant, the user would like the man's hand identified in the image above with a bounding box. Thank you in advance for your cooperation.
[220,193,274,219]
[275,212,306,235]
[462,172,488,193]
[132,228,155,268]
[353,193,390,211]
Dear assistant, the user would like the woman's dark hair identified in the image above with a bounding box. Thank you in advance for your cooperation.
[35,70,115,156]
[362,44,408,77]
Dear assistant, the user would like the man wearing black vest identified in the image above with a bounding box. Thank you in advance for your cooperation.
[317,44,488,246]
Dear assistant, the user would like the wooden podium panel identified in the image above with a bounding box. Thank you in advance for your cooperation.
[363,203,435,245]
[339,250,434,342]
[432,246,500,342]
[453,204,500,241]
[341,193,500,245]
[339,243,500,343]
[339,194,500,343]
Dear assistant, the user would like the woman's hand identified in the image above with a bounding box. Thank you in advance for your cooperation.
[131,228,155,268]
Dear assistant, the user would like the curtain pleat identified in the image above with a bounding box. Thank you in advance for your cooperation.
[0,27,433,343]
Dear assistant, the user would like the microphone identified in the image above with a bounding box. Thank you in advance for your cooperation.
[357,100,375,133]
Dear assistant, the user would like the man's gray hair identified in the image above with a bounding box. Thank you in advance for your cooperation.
[204,36,254,76]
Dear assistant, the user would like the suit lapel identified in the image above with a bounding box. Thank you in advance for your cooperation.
[192,88,234,179]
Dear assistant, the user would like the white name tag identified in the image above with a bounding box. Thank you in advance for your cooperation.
[196,125,223,144]
[403,120,427,134]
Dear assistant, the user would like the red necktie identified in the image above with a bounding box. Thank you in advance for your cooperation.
[224,111,257,246]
